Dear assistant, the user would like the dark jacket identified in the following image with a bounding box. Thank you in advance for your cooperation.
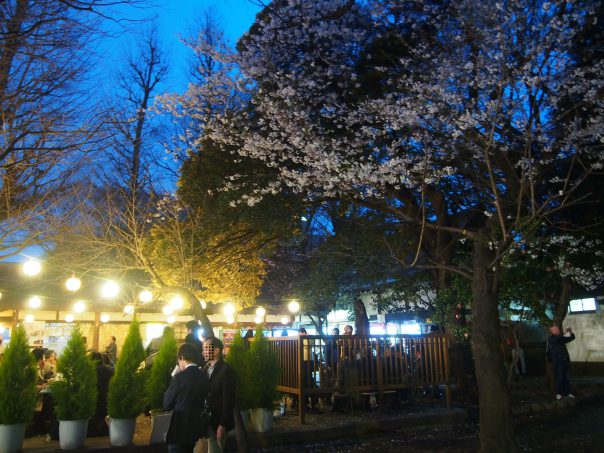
[163,365,209,445]
[89,363,114,436]
[206,359,236,432]
[547,332,575,364]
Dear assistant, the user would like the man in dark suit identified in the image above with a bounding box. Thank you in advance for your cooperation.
[200,337,235,453]
[163,342,209,453]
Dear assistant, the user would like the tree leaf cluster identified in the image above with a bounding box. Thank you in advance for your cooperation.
[144,326,177,412]
[50,325,98,421]
[224,331,255,410]
[247,328,280,408]
[0,325,38,424]
[107,319,146,419]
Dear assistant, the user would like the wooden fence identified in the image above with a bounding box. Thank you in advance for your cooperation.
[268,334,450,423]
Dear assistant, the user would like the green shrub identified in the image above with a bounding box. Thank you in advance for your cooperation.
[50,325,97,420]
[0,325,38,424]
[145,327,177,411]
[225,331,254,410]
[248,327,281,408]
[107,319,146,419]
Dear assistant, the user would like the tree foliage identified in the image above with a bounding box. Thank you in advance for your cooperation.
[247,327,280,409]
[224,331,254,410]
[107,319,146,419]
[0,0,108,261]
[0,324,38,424]
[50,325,98,421]
[144,326,177,412]
[197,1,603,450]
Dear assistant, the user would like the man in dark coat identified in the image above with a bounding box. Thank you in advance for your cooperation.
[200,337,236,453]
[163,342,209,453]
[547,325,576,399]
[185,320,204,365]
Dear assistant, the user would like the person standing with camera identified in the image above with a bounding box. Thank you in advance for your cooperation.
[547,325,576,400]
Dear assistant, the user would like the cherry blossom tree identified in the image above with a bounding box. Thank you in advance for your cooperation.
[196,1,603,451]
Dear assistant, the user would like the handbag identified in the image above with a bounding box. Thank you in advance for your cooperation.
[149,411,172,445]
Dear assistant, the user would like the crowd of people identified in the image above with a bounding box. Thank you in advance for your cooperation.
[0,319,579,451]
[27,337,118,440]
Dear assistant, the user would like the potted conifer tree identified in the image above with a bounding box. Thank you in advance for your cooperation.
[144,326,177,443]
[107,318,146,446]
[0,325,38,453]
[248,327,281,432]
[49,325,97,450]
[225,331,254,429]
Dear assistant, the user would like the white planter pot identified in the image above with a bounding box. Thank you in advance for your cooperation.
[0,423,25,453]
[108,417,137,446]
[250,408,273,433]
[59,419,88,450]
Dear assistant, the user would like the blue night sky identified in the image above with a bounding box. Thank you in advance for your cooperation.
[104,0,262,92]
[158,0,261,43]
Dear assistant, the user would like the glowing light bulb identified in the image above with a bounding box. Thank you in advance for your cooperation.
[256,306,266,317]
[223,303,235,317]
[100,313,110,323]
[288,300,300,314]
[23,260,41,276]
[73,301,86,313]
[65,313,75,323]
[101,280,119,299]
[139,290,153,303]
[65,277,81,292]
[28,296,42,309]
[25,314,35,323]
[170,296,184,310]
[162,305,173,316]
[123,304,134,314]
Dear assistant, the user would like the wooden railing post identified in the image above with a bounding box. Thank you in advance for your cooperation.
[443,336,452,407]
[376,338,384,405]
[298,336,305,424]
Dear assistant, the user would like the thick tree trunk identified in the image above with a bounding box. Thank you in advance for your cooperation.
[553,276,572,329]
[471,236,517,453]
[353,296,370,336]
[161,286,214,338]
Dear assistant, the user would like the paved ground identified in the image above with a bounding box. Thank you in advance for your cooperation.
[21,375,604,452]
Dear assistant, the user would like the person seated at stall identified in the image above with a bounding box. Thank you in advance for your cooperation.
[30,348,55,437]
[43,349,57,380]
